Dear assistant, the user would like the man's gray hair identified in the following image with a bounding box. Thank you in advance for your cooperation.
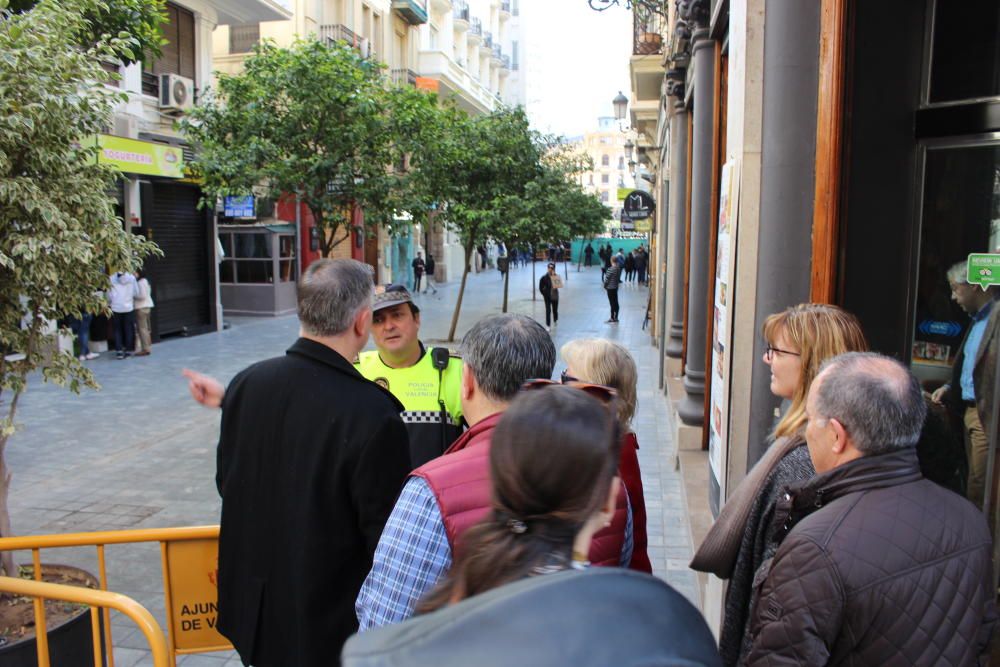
[297,259,373,337]
[946,261,968,285]
[815,352,926,455]
[462,314,556,402]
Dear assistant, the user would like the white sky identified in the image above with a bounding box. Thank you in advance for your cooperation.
[521,0,633,138]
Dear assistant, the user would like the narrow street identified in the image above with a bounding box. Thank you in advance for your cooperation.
[7,261,696,665]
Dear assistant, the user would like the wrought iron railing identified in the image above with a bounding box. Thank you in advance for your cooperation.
[470,17,482,36]
[318,24,358,48]
[501,54,510,69]
[632,4,664,55]
[492,44,502,60]
[501,0,511,13]
[453,0,469,21]
[229,23,260,54]
[484,31,493,48]
[391,68,418,87]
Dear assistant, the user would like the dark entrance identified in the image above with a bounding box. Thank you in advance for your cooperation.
[139,181,214,338]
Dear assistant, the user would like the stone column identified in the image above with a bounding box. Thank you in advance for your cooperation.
[677,29,716,427]
[665,101,688,359]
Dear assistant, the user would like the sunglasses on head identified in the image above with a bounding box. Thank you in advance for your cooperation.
[522,377,617,404]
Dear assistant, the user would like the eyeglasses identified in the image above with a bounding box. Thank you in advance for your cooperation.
[522,378,617,404]
[764,344,801,362]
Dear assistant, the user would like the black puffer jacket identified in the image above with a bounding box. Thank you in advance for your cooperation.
[746,449,996,666]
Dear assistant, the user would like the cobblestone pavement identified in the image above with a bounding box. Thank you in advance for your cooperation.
[6,259,696,665]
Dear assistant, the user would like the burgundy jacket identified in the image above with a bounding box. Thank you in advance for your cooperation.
[620,432,651,573]
[412,412,631,567]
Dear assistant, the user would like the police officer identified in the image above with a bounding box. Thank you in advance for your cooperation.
[183,283,463,468]
[357,284,463,467]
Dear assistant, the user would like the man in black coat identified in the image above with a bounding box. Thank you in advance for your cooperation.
[215,258,411,666]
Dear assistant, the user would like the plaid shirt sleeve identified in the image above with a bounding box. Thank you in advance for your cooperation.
[355,476,452,631]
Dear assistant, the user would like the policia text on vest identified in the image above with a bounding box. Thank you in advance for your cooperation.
[356,346,464,467]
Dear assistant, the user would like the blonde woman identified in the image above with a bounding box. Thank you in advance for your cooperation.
[690,303,867,667]
[561,338,651,573]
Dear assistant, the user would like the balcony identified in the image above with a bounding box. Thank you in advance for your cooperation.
[500,0,511,18]
[491,44,502,60]
[392,0,428,25]
[500,54,510,70]
[468,17,483,42]
[483,31,493,48]
[632,6,664,56]
[391,68,418,87]
[453,0,469,28]
[319,24,357,48]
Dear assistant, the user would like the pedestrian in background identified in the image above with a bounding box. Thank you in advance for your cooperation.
[412,252,425,293]
[107,270,138,360]
[584,242,594,267]
[214,258,411,666]
[747,353,996,665]
[133,269,154,356]
[417,384,622,612]
[624,251,636,283]
[67,310,98,361]
[603,257,622,324]
[931,260,1000,509]
[562,338,651,573]
[635,247,648,286]
[539,262,561,331]
[690,303,867,666]
[423,254,439,294]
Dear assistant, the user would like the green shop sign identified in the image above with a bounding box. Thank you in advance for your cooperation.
[89,134,185,178]
[967,253,1000,290]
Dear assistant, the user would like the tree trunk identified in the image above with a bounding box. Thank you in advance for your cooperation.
[0,444,14,577]
[502,262,510,313]
[531,254,537,301]
[448,245,474,342]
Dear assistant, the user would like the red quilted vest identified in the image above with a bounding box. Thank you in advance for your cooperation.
[413,412,630,568]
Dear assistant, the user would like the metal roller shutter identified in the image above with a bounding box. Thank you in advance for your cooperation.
[144,182,211,337]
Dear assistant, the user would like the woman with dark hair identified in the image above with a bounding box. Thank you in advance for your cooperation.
[134,268,154,356]
[418,384,622,612]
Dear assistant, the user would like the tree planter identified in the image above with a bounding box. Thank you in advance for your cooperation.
[0,565,106,667]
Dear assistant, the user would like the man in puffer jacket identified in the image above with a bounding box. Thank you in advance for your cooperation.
[747,352,996,666]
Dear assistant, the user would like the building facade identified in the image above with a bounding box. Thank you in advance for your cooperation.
[103,0,292,334]
[630,0,1000,631]
[566,116,636,229]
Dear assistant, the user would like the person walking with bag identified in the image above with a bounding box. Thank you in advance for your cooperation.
[134,269,154,356]
[603,257,622,323]
[539,262,561,331]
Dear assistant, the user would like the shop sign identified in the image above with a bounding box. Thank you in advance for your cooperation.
[224,195,255,218]
[622,190,655,220]
[633,218,652,233]
[415,77,440,93]
[164,538,230,652]
[967,253,1000,290]
[917,320,963,337]
[91,134,184,178]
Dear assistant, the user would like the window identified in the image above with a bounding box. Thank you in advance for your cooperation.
[600,191,609,202]
[588,174,594,185]
[229,23,260,54]
[927,0,1000,103]
[618,156,625,169]
[511,40,519,70]
[219,231,297,284]
[147,3,195,81]
[600,136,611,145]
[601,154,610,167]
[602,174,610,184]
[430,25,439,50]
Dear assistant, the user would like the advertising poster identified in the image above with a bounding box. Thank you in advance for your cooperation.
[708,159,741,489]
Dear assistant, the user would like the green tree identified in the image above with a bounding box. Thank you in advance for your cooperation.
[443,108,541,341]
[0,0,158,575]
[182,38,398,258]
[8,0,166,62]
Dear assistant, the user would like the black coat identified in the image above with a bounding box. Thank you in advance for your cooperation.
[748,449,996,666]
[216,338,411,666]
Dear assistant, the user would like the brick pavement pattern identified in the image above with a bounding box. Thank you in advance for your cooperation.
[7,260,697,665]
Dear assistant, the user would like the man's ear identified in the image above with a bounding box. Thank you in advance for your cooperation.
[461,364,475,402]
[354,306,372,339]
[829,418,849,454]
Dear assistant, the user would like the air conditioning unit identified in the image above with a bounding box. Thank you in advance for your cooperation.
[159,73,194,112]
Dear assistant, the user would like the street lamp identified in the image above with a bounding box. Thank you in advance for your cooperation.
[623,139,634,161]
[612,91,629,122]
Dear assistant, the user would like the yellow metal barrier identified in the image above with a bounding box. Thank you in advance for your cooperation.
[0,525,229,667]
[0,576,169,667]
